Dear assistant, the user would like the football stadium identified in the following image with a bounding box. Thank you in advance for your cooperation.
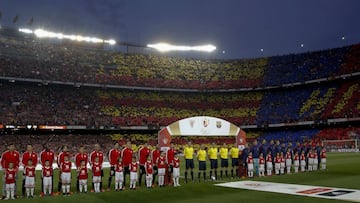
[0,1,359,203]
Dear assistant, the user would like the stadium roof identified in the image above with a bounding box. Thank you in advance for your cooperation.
[1,0,360,59]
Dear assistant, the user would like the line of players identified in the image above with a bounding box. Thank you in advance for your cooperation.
[243,140,327,178]
[1,139,327,199]
[182,142,241,182]
[0,141,181,200]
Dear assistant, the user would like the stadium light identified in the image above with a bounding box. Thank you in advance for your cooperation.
[147,43,216,52]
[104,39,116,45]
[19,28,116,45]
[19,28,33,34]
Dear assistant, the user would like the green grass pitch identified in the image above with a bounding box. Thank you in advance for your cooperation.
[0,153,359,203]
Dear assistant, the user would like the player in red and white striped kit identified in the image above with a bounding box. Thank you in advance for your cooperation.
[92,157,102,193]
[75,146,88,193]
[144,156,153,189]
[275,153,281,175]
[320,147,327,170]
[247,152,254,178]
[60,155,72,196]
[21,144,37,197]
[313,151,318,171]
[24,160,36,198]
[40,145,55,197]
[300,151,306,172]
[138,143,150,187]
[4,162,16,200]
[307,149,315,171]
[57,145,70,194]
[166,144,176,185]
[259,153,265,177]
[129,157,139,190]
[1,144,20,199]
[285,148,292,174]
[266,151,273,176]
[108,143,121,190]
[78,160,88,193]
[90,144,104,192]
[42,160,53,196]
[157,151,167,187]
[172,153,181,187]
[293,151,300,173]
[280,152,285,175]
[115,157,124,191]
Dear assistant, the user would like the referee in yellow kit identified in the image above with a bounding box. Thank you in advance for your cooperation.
[208,142,218,180]
[184,141,194,183]
[220,143,229,179]
[230,143,240,178]
[197,144,207,182]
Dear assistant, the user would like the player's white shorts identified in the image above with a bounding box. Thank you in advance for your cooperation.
[43,176,52,186]
[266,162,273,170]
[61,172,71,184]
[259,164,265,172]
[173,168,180,177]
[308,158,314,165]
[293,160,299,167]
[313,159,318,165]
[79,179,87,186]
[93,176,101,183]
[146,174,153,181]
[247,163,254,171]
[115,172,124,183]
[25,176,35,187]
[280,162,285,168]
[321,158,326,164]
[158,168,166,176]
[286,159,292,166]
[5,183,15,191]
[275,163,280,170]
[130,172,138,181]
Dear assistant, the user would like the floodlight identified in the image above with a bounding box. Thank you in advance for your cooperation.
[104,39,116,45]
[147,43,216,52]
[19,28,33,34]
[28,28,115,45]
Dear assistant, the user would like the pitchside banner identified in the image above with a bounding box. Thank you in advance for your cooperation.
[216,181,360,202]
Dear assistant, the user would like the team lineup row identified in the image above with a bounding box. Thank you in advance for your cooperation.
[0,140,327,200]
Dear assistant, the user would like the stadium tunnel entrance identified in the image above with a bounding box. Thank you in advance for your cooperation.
[158,116,247,151]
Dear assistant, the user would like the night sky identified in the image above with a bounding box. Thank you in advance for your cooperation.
[1,0,360,59]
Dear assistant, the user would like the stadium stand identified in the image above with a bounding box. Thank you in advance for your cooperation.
[0,78,358,128]
[1,32,359,90]
[0,27,359,148]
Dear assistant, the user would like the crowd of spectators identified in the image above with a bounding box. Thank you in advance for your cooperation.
[0,133,114,156]
[0,83,112,127]
[0,78,358,128]
[263,47,351,86]
[98,89,261,126]
[257,79,359,125]
[1,33,359,90]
